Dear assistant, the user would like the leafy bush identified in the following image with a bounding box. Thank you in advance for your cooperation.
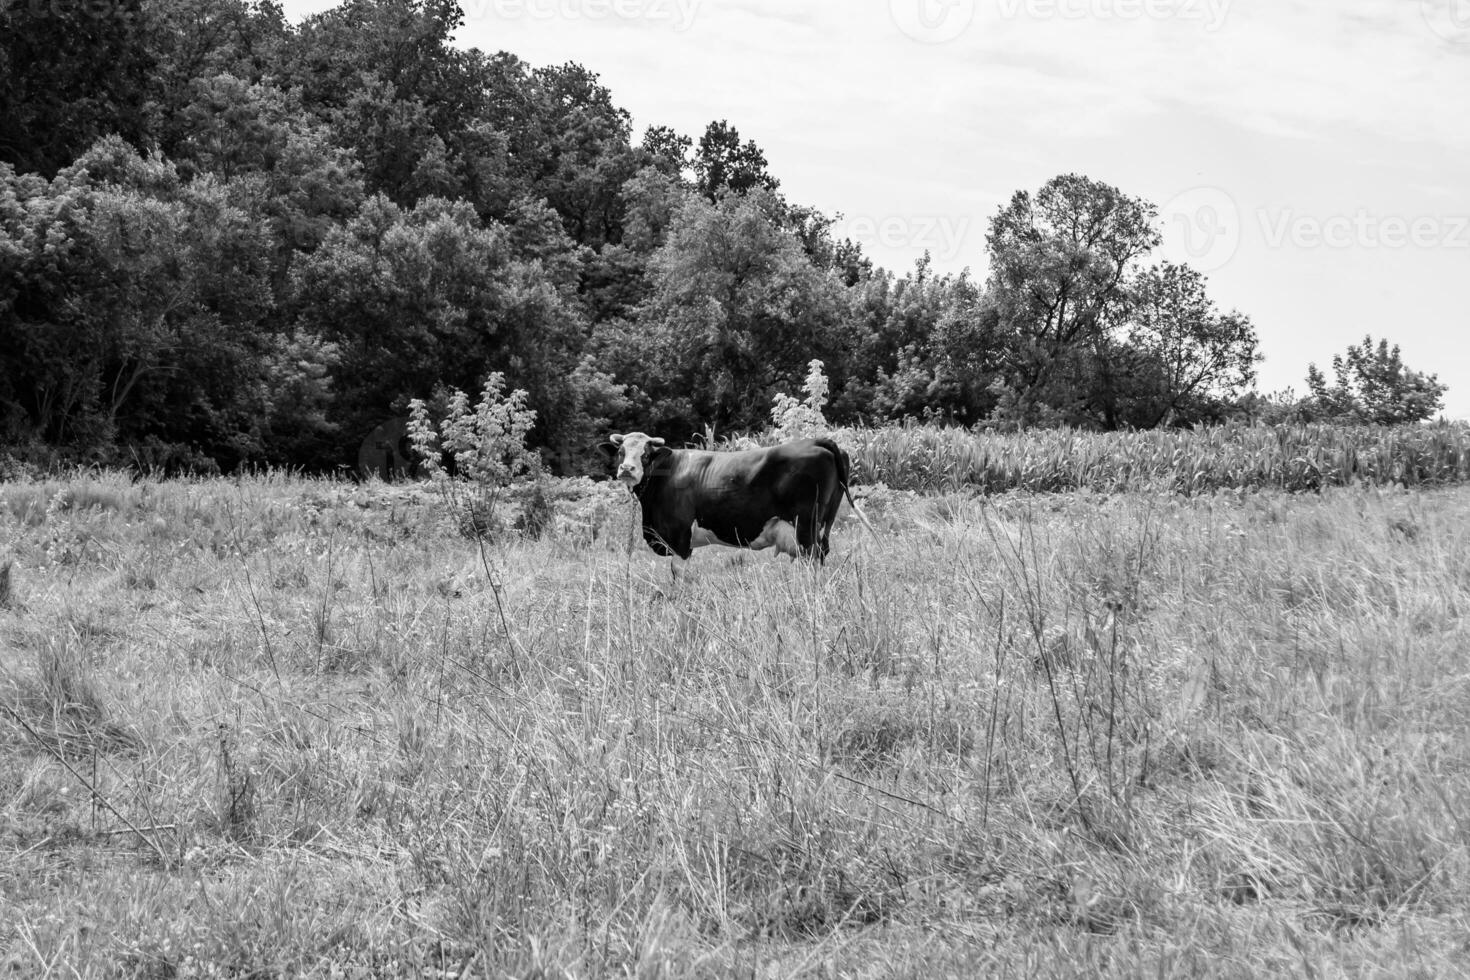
[407,374,542,540]
[407,374,540,486]
[1306,335,1446,425]
[771,359,831,440]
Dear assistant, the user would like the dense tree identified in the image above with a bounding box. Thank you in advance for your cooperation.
[520,63,641,247]
[144,0,291,156]
[693,120,779,200]
[832,257,998,424]
[169,74,365,278]
[0,139,319,468]
[0,0,155,176]
[274,0,504,213]
[0,0,1371,473]
[1306,335,1445,425]
[633,189,842,437]
[277,0,469,116]
[986,174,1160,427]
[641,125,692,179]
[289,193,619,465]
[1114,261,1259,427]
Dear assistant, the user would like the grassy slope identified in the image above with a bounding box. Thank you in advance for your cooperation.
[2,474,1469,977]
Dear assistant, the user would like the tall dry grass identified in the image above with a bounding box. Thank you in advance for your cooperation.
[1,470,1468,976]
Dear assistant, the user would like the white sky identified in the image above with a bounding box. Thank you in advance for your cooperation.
[283,0,1470,418]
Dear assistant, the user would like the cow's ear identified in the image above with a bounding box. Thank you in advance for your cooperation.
[646,444,674,473]
[609,433,625,446]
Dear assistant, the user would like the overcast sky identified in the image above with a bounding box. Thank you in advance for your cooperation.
[285,0,1470,418]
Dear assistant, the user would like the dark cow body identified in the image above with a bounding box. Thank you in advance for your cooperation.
[614,434,851,562]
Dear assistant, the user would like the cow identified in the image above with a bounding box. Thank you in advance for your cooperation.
[610,432,864,563]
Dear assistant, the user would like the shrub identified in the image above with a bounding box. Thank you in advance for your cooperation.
[407,375,542,540]
[771,360,830,440]
[407,374,541,486]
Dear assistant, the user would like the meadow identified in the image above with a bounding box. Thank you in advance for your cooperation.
[2,458,1470,977]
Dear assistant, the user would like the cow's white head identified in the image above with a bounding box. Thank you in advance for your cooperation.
[609,432,667,488]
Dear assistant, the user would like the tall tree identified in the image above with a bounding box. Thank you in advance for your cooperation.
[1115,261,1260,427]
[275,0,485,207]
[520,63,640,247]
[0,0,154,176]
[144,0,290,158]
[693,120,779,200]
[986,173,1160,427]
[834,257,998,423]
[290,193,617,466]
[0,138,319,467]
[279,0,468,113]
[634,189,841,436]
[641,125,692,180]
[168,74,364,271]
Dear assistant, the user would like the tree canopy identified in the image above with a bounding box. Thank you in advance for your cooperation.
[1305,335,1446,425]
[0,0,1431,475]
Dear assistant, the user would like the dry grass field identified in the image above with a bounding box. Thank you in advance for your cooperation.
[3,471,1470,977]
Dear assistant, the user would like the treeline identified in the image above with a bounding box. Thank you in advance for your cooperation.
[0,0,1444,474]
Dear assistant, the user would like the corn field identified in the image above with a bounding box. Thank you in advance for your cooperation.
[834,422,1470,494]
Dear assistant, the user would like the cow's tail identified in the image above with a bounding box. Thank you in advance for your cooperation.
[815,437,879,539]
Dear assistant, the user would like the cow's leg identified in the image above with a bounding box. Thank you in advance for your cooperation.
[645,525,696,561]
[790,469,841,564]
[799,503,830,563]
[792,506,824,563]
[663,530,692,595]
[817,491,841,561]
[817,465,845,561]
[667,529,695,594]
